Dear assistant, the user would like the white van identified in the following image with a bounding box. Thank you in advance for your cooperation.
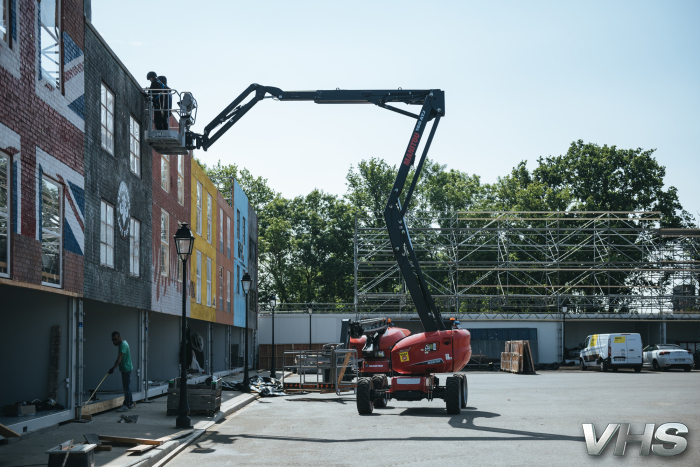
[580,333,643,372]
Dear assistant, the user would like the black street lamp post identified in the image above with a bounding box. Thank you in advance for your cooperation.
[241,272,252,392]
[174,223,194,429]
[307,303,313,350]
[269,294,277,379]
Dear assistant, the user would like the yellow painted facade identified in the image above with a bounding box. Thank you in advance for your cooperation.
[190,160,217,322]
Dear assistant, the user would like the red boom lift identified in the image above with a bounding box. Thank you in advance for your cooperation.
[171,85,472,415]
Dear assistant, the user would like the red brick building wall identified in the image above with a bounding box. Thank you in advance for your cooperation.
[151,115,191,315]
[0,0,86,293]
[216,190,234,326]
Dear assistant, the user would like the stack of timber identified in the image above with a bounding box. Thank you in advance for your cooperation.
[166,377,221,416]
[501,340,536,374]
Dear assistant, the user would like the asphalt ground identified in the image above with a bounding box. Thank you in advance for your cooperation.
[168,369,700,467]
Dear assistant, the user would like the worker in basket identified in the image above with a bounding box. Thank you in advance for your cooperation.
[147,71,169,130]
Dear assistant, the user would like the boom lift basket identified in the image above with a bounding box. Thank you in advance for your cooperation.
[143,87,197,155]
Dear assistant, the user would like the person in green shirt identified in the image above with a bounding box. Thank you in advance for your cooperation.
[109,331,134,412]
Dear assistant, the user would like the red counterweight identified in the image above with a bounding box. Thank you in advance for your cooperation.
[391,329,471,375]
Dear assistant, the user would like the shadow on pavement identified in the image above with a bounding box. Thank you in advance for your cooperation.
[285,397,354,404]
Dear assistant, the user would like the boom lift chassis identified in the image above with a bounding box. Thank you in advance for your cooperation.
[146,84,470,414]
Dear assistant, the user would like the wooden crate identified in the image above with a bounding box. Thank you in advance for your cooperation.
[500,352,512,371]
[166,378,222,416]
[500,340,536,374]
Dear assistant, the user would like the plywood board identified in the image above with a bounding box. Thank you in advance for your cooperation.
[97,435,163,446]
[80,396,125,416]
[127,444,156,453]
[0,423,20,438]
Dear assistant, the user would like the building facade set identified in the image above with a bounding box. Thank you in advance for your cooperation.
[0,0,258,436]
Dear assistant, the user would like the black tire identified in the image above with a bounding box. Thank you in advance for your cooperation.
[445,376,461,415]
[599,359,607,372]
[460,375,468,409]
[652,359,660,371]
[580,359,587,371]
[357,377,373,415]
[372,375,387,408]
[634,366,642,373]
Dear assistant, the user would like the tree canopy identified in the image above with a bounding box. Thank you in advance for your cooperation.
[204,140,695,307]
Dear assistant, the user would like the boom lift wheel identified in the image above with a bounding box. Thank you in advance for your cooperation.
[460,375,468,409]
[371,375,387,408]
[357,377,373,415]
[445,376,461,415]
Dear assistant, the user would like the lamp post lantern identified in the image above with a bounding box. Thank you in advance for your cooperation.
[174,223,194,429]
[307,303,313,350]
[269,294,277,379]
[241,272,252,392]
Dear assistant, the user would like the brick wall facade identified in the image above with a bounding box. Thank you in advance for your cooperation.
[216,190,233,325]
[0,0,85,293]
[82,22,152,309]
[151,116,191,316]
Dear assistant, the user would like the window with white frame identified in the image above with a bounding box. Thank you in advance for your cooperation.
[243,216,246,245]
[160,210,169,276]
[196,250,202,304]
[226,270,231,312]
[1,0,11,46]
[219,266,223,310]
[39,0,61,88]
[0,153,10,277]
[219,208,223,252]
[177,154,184,205]
[99,199,114,269]
[226,216,231,259]
[196,182,202,235]
[161,154,169,192]
[207,193,212,244]
[177,253,183,282]
[42,177,62,285]
[100,84,114,154]
[129,116,140,176]
[129,218,140,276]
[206,256,212,307]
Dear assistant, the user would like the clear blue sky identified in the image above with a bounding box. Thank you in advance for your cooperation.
[93,1,700,219]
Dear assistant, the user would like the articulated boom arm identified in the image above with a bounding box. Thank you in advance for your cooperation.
[188,84,446,332]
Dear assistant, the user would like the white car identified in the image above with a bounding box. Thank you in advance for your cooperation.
[643,344,694,372]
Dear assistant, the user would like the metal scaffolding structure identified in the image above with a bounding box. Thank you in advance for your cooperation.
[352,211,700,320]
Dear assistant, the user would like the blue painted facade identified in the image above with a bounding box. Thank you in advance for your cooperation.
[232,179,249,328]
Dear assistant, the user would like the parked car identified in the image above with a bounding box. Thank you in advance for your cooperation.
[580,333,643,372]
[643,344,694,371]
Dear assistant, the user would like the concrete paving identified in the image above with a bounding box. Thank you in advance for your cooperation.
[0,383,257,467]
[168,369,700,467]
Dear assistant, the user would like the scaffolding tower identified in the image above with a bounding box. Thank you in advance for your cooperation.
[353,211,700,319]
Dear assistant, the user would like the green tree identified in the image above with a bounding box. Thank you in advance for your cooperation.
[205,160,276,213]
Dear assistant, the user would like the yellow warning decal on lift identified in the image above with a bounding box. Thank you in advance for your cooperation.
[614,336,626,343]
[400,352,409,362]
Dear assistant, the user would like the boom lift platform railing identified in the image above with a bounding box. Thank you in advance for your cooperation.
[143,88,197,155]
[282,345,358,395]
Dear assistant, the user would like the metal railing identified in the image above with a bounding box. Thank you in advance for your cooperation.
[143,87,198,134]
[282,345,357,395]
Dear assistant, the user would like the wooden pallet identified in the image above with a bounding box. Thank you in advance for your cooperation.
[501,340,536,374]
